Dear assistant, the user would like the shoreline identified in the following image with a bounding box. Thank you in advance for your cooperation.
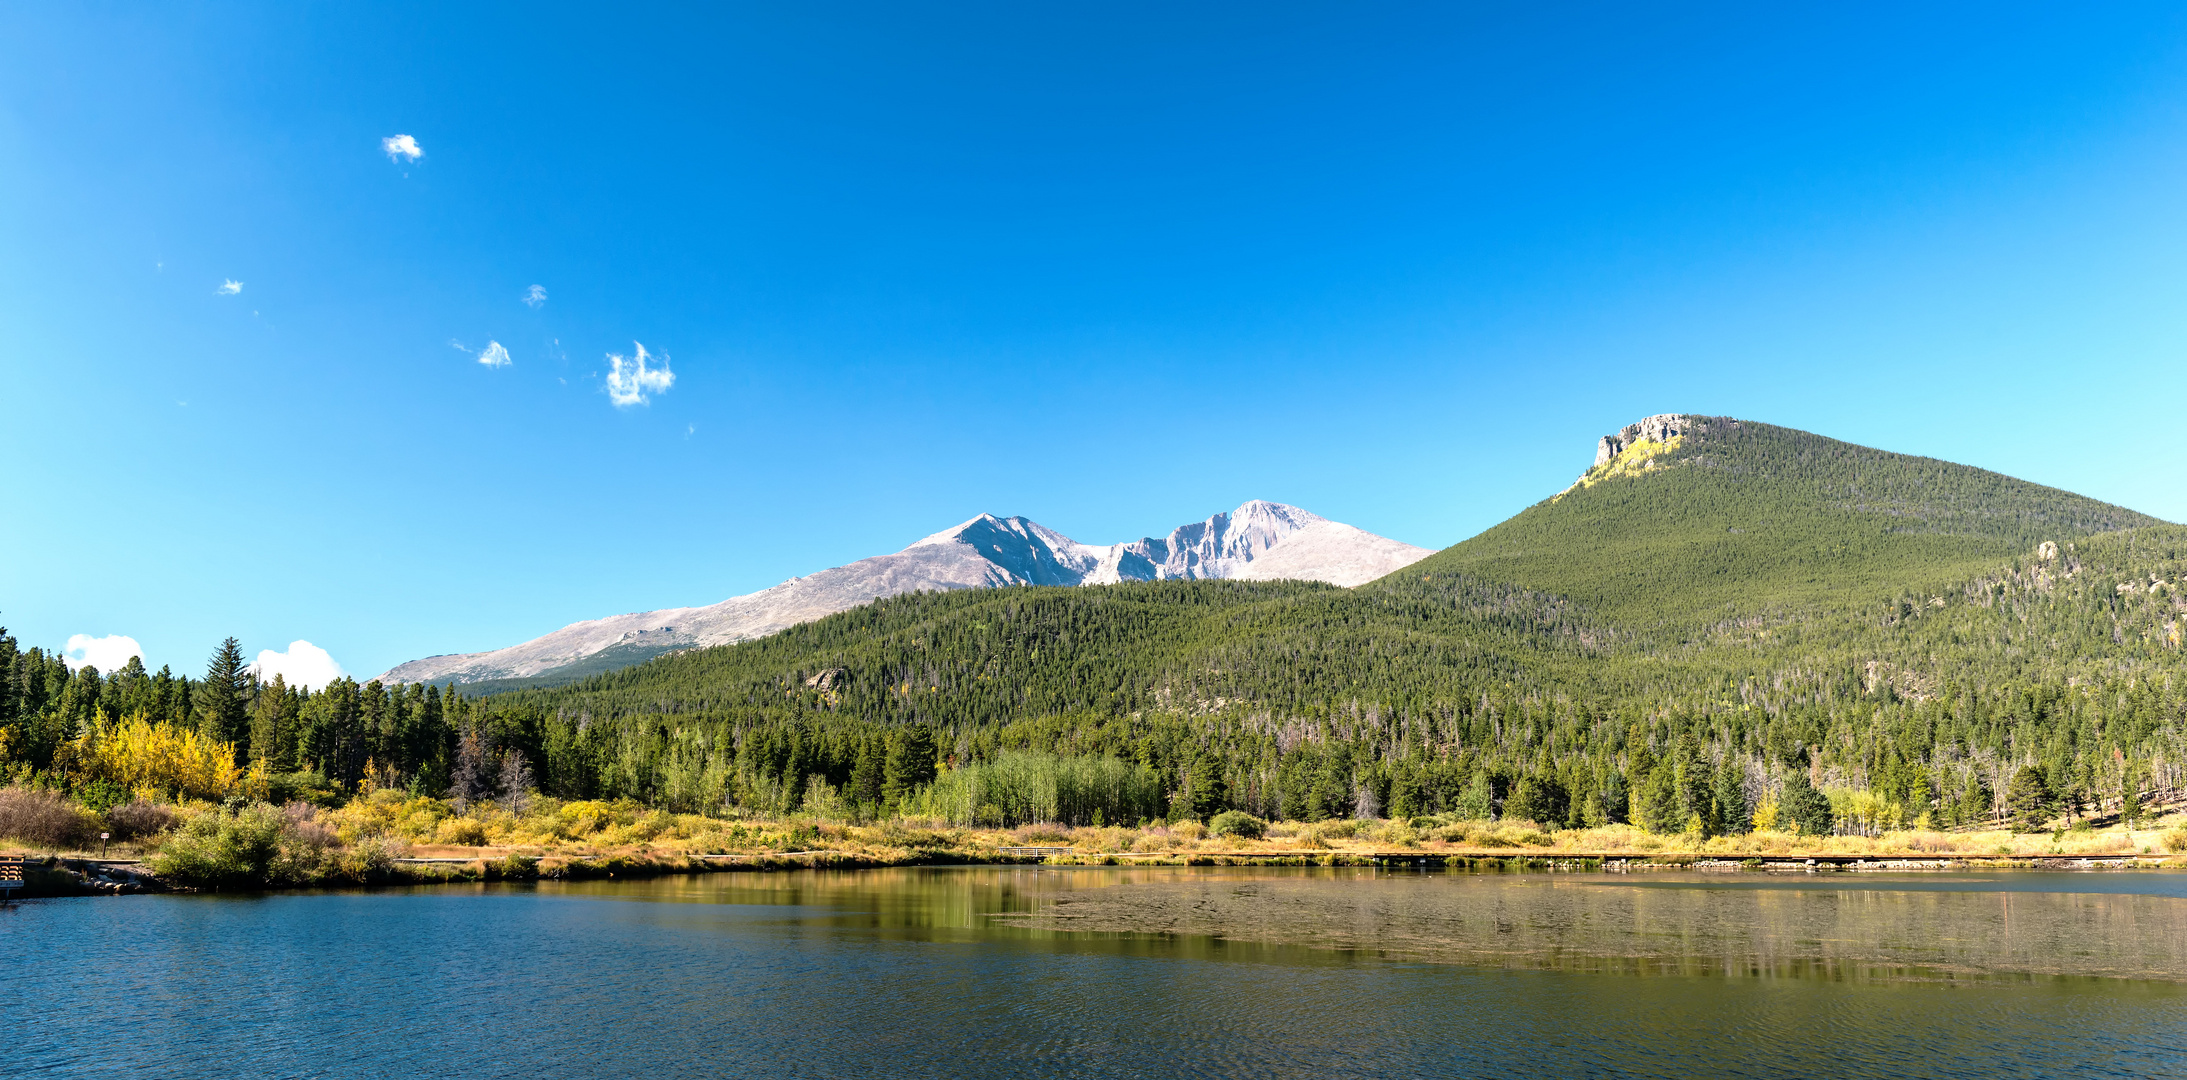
[10,844,2185,899]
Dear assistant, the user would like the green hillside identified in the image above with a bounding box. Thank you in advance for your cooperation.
[17,417,2178,835]
[441,515,2186,829]
[1399,416,2162,633]
[390,418,2181,832]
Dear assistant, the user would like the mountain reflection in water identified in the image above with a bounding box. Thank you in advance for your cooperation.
[10,866,2186,1078]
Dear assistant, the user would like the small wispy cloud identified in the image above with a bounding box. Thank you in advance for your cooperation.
[451,339,513,368]
[217,279,243,295]
[252,640,346,691]
[605,342,674,407]
[382,134,423,162]
[523,284,547,308]
[64,634,143,673]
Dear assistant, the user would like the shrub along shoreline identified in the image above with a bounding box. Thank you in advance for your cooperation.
[5,785,2185,895]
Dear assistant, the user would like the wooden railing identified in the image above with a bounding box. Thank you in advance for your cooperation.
[0,857,27,899]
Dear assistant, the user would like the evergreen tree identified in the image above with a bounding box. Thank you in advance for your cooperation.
[1638,765,1684,833]
[2005,765,2056,832]
[1182,753,1227,821]
[1674,736,1717,836]
[1389,766,1426,821]
[1957,770,1993,827]
[1505,772,1568,827]
[849,735,884,808]
[1453,767,1493,820]
[194,636,253,762]
[250,675,290,770]
[107,655,149,718]
[0,628,17,734]
[150,666,183,726]
[883,725,938,807]
[60,665,102,731]
[1713,757,1750,834]
[1598,769,1628,824]
[1780,767,1835,836]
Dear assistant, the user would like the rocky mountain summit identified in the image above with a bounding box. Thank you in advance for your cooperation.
[379,501,1433,686]
[1593,413,1692,467]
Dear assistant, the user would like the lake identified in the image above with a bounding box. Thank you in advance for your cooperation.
[10,865,2187,1078]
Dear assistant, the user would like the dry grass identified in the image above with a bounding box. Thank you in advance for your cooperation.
[0,787,98,850]
[21,786,2182,874]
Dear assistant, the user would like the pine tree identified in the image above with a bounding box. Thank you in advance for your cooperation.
[106,655,148,717]
[1957,770,1993,826]
[150,666,181,726]
[849,735,884,809]
[1506,772,1569,827]
[1599,768,1629,824]
[1780,767,1835,836]
[0,627,17,733]
[195,636,253,762]
[1454,767,1493,820]
[2005,765,2055,832]
[1184,754,1227,821]
[1713,757,1750,834]
[883,724,938,807]
[1674,736,1717,836]
[1638,765,1683,833]
[250,675,290,770]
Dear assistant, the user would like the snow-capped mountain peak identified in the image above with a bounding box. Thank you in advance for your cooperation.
[378,501,1433,687]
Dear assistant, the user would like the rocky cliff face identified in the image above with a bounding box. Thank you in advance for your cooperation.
[1594,414,1693,467]
[378,501,1435,686]
[1085,501,1327,583]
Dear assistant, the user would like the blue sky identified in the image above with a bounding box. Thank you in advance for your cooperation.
[5,3,2187,682]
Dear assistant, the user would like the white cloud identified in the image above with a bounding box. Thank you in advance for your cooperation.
[63,634,143,673]
[605,341,674,406]
[382,134,423,162]
[252,640,346,691]
[451,340,513,367]
[217,279,243,295]
[523,284,547,308]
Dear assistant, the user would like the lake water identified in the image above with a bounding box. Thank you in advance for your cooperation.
[10,866,2187,1078]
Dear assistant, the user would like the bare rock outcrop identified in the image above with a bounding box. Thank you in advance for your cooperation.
[1594,414,1693,467]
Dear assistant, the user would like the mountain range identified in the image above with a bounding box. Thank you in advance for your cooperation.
[487,414,2179,731]
[229,413,2187,827]
[379,500,1433,687]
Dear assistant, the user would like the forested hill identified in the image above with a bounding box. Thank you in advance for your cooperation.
[12,417,2179,834]
[1407,415,2164,634]
[434,417,2185,830]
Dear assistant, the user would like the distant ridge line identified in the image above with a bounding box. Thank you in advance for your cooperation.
[379,500,1434,687]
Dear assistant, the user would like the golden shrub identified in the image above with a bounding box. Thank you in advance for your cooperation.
[57,711,259,802]
[434,817,489,846]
